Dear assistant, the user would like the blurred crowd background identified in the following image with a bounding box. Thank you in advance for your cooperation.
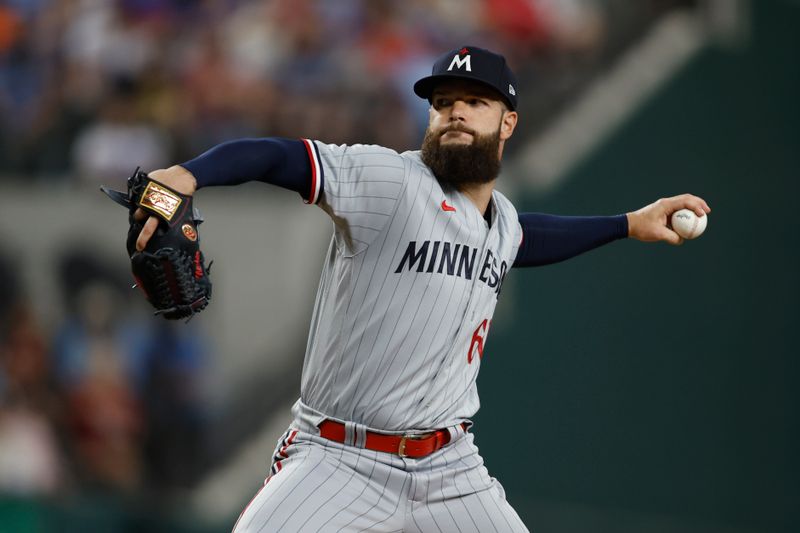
[3,0,797,532]
[0,0,692,184]
[0,249,208,496]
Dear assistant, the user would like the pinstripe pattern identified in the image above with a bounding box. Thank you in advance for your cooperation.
[236,141,529,531]
[299,143,523,432]
[233,429,528,532]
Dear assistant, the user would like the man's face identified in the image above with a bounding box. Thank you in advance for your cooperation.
[426,79,516,149]
[420,80,518,188]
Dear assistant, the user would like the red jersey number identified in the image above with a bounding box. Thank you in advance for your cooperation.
[467,318,491,364]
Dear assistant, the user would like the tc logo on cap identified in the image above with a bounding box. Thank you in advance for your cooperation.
[447,53,472,72]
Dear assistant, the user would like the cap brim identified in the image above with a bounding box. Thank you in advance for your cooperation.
[413,74,514,110]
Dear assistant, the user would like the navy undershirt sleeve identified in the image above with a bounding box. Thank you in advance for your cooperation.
[513,213,629,268]
[180,138,312,200]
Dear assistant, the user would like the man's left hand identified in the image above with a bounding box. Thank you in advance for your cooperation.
[627,194,711,245]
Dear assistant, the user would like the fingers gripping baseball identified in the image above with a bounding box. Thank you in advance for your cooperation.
[627,194,711,245]
[662,193,710,218]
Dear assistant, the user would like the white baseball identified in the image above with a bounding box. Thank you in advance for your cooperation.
[670,209,708,239]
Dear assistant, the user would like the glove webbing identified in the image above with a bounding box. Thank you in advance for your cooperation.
[136,248,209,320]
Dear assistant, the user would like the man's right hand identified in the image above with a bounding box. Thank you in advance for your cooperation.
[135,165,198,251]
[626,193,711,245]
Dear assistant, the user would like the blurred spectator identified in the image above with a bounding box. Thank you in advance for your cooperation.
[0,405,61,495]
[536,0,606,53]
[52,252,147,492]
[71,77,171,185]
[51,249,210,494]
[0,5,23,54]
[483,0,552,49]
[1,305,53,415]
[0,251,64,496]
[141,321,209,491]
[0,296,64,495]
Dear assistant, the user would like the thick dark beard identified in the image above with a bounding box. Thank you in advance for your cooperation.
[420,123,502,190]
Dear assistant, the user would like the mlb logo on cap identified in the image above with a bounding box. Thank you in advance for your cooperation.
[414,46,518,110]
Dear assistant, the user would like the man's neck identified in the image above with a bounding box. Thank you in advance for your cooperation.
[460,181,495,218]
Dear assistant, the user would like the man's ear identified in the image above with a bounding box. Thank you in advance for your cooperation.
[500,111,518,140]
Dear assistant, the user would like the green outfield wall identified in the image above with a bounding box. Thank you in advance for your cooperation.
[475,1,799,531]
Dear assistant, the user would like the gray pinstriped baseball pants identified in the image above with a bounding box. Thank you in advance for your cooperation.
[232,427,529,532]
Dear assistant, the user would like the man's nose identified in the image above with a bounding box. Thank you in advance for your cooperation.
[450,100,468,121]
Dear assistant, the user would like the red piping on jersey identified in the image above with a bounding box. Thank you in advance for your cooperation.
[441,200,456,212]
[269,429,297,482]
[279,429,298,458]
[302,139,320,204]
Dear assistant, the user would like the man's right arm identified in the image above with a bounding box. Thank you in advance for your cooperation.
[181,138,314,198]
[136,138,314,251]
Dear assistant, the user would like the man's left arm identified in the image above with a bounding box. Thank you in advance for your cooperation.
[513,194,711,268]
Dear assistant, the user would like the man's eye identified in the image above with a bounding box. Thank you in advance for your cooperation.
[434,99,450,108]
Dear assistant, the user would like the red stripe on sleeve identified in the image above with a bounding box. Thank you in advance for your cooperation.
[302,139,318,204]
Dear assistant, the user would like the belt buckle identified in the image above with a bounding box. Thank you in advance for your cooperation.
[398,435,409,458]
[398,432,431,458]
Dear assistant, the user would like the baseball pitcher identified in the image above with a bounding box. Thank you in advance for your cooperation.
[127,46,711,532]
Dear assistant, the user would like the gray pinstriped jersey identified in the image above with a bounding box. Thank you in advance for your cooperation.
[295,140,522,432]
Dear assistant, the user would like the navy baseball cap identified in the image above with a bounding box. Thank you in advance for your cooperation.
[414,46,518,110]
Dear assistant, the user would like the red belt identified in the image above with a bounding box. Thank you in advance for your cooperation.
[318,420,463,458]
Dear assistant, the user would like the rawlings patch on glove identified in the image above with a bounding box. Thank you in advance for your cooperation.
[102,168,212,320]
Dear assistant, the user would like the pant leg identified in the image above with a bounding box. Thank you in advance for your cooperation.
[233,428,409,533]
[406,432,529,533]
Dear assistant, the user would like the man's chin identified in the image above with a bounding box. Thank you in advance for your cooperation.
[439,138,473,147]
[421,125,502,187]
